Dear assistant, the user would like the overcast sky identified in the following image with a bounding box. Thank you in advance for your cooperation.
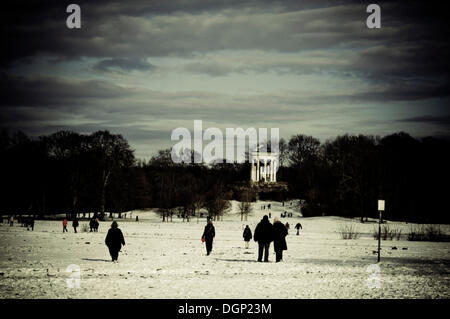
[1,0,449,159]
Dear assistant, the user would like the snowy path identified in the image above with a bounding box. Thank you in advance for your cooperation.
[1,201,449,299]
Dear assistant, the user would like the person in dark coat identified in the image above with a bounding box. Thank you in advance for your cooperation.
[94,218,99,232]
[254,215,273,262]
[273,217,288,262]
[27,217,34,231]
[243,225,252,249]
[105,221,125,262]
[72,217,79,233]
[201,219,215,255]
[89,218,95,232]
[295,222,302,235]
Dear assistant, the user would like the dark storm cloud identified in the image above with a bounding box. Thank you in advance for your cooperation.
[397,116,450,125]
[93,58,156,72]
[1,0,449,158]
[1,71,448,129]
[2,0,449,103]
[0,73,133,107]
[2,1,448,64]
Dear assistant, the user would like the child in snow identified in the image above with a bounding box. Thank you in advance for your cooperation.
[243,225,252,249]
[62,218,68,232]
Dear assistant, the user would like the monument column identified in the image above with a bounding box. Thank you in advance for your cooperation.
[270,160,274,182]
[264,159,267,182]
[269,160,272,182]
[250,159,255,181]
[256,158,260,182]
[273,159,277,182]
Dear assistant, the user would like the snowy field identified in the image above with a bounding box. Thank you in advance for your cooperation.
[1,201,449,299]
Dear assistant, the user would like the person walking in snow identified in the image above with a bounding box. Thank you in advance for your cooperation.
[27,217,34,231]
[295,222,302,235]
[62,218,68,232]
[89,218,95,232]
[72,217,79,233]
[94,218,99,232]
[285,222,290,233]
[243,225,252,249]
[9,216,14,227]
[201,219,215,255]
[254,215,273,262]
[273,217,288,262]
[105,221,125,262]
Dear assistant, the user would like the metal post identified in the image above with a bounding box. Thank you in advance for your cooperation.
[377,210,381,262]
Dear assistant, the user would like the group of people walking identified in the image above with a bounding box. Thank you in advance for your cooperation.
[2,216,35,230]
[89,217,100,232]
[252,215,288,262]
[62,217,100,233]
[62,217,125,262]
[62,218,79,233]
[201,214,300,263]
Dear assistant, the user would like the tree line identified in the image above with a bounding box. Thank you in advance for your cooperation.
[1,129,449,223]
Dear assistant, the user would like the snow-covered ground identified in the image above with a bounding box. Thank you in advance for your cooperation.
[1,200,449,299]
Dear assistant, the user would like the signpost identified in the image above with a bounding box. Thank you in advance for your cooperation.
[377,200,385,262]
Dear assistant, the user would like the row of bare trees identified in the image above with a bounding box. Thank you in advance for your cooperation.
[280,132,450,223]
[1,129,449,223]
[0,130,134,220]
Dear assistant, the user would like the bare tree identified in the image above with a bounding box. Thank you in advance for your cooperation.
[238,190,253,221]
[88,131,134,220]
[204,183,231,221]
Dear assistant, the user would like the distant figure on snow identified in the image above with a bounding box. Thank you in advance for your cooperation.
[105,221,125,262]
[27,217,35,231]
[89,218,95,232]
[94,218,99,232]
[9,216,14,227]
[254,215,273,262]
[201,219,215,255]
[62,218,68,232]
[72,217,79,233]
[273,217,288,262]
[243,225,252,249]
[295,222,302,235]
[285,222,290,232]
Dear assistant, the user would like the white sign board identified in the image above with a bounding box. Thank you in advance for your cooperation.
[378,200,385,211]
